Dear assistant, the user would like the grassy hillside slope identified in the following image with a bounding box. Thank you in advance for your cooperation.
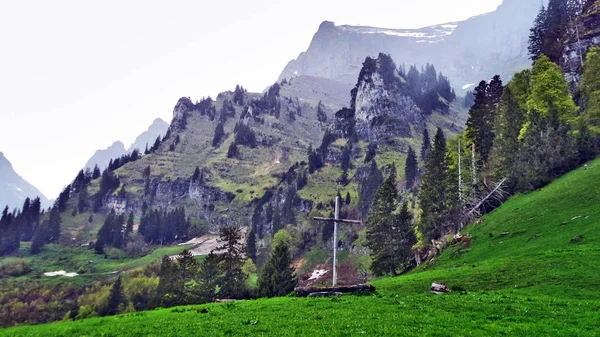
[4,157,600,336]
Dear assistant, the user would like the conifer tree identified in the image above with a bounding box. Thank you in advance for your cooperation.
[77,185,89,213]
[47,206,61,243]
[30,219,48,254]
[492,86,526,189]
[257,240,297,297]
[0,207,20,256]
[105,276,127,316]
[195,252,221,303]
[421,128,431,161]
[358,160,384,218]
[156,255,178,307]
[528,5,549,62]
[317,100,328,124]
[404,146,418,189]
[366,171,417,276]
[345,192,352,205]
[92,165,101,180]
[212,121,225,147]
[418,128,448,242]
[125,212,134,237]
[216,226,248,299]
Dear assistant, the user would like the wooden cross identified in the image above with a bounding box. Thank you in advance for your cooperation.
[313,196,362,286]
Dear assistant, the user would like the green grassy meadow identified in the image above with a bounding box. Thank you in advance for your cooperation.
[4,158,600,336]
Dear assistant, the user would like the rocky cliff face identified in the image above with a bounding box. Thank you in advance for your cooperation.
[351,55,422,141]
[0,152,50,210]
[280,0,542,96]
[562,0,600,87]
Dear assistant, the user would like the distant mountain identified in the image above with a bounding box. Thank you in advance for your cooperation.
[128,118,170,153]
[279,0,543,96]
[0,152,50,210]
[84,141,127,171]
[83,118,169,171]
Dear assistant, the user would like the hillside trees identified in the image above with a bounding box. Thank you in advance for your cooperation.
[405,146,418,189]
[138,207,188,244]
[216,226,249,299]
[465,76,504,165]
[418,128,448,242]
[358,160,384,218]
[366,170,417,276]
[96,210,125,253]
[257,235,297,297]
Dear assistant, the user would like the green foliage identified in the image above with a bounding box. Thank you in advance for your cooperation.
[216,226,249,299]
[257,240,297,298]
[358,160,384,218]
[580,46,600,134]
[195,252,221,303]
[8,158,600,335]
[366,171,416,276]
[418,128,448,242]
[105,276,127,316]
[523,55,578,137]
[404,146,418,189]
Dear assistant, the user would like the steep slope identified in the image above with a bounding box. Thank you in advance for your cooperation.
[0,152,50,210]
[280,0,542,98]
[7,156,600,336]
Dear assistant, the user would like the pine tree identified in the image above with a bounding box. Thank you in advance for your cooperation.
[316,100,328,124]
[0,207,20,256]
[366,174,399,276]
[404,146,418,189]
[358,160,384,218]
[125,212,134,237]
[466,79,501,164]
[421,128,431,161]
[212,121,225,147]
[77,185,89,213]
[345,192,352,205]
[257,240,297,297]
[528,5,549,62]
[418,128,448,242]
[195,252,221,303]
[47,206,61,243]
[105,276,127,316]
[216,226,248,299]
[227,141,238,158]
[156,255,178,307]
[192,166,201,183]
[246,228,257,263]
[92,165,101,180]
[30,219,48,254]
[492,86,526,189]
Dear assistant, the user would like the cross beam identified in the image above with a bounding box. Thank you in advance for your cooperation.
[313,196,362,287]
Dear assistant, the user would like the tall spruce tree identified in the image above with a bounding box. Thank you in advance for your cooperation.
[366,171,417,276]
[358,160,384,218]
[421,128,431,161]
[195,251,221,303]
[257,240,297,297]
[216,226,248,299]
[105,276,127,316]
[405,146,418,189]
[246,228,257,263]
[418,128,448,242]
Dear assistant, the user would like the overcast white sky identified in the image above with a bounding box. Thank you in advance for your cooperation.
[0,0,503,199]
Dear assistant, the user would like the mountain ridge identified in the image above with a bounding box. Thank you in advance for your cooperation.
[0,151,50,210]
